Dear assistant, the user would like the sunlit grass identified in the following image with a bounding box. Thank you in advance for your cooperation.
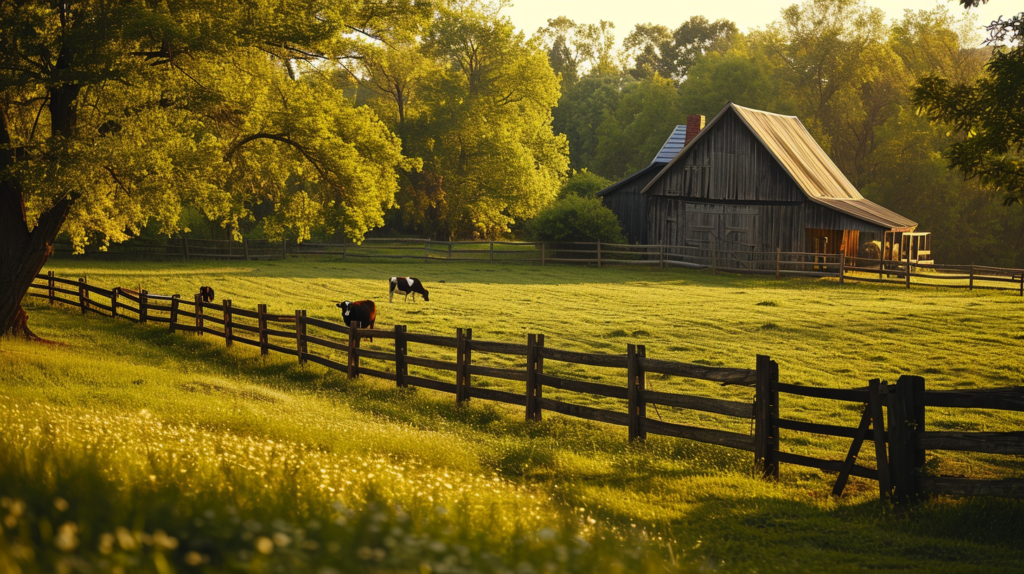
[2,258,1023,572]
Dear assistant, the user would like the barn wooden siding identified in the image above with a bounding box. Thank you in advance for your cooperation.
[600,167,660,244]
[644,108,887,256]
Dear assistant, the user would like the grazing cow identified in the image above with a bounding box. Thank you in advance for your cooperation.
[336,301,377,339]
[198,286,215,303]
[389,276,429,303]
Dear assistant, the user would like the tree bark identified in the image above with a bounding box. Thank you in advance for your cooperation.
[0,109,75,338]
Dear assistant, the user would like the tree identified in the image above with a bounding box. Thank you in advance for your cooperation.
[534,17,618,84]
[0,0,419,337]
[527,195,625,243]
[593,76,687,178]
[679,37,794,116]
[552,74,625,173]
[363,0,569,240]
[623,17,737,82]
[913,0,1024,206]
[558,169,611,199]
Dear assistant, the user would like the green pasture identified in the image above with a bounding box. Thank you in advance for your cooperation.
[1,258,1022,573]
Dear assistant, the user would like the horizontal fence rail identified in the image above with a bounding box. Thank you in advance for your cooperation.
[50,239,1024,295]
[25,273,1024,501]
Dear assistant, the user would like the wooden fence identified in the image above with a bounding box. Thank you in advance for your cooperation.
[51,238,1024,295]
[25,273,1024,500]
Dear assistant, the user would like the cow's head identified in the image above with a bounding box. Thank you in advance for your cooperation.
[422,289,429,302]
[336,301,351,317]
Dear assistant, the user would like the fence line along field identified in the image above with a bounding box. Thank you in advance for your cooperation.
[3,258,1024,572]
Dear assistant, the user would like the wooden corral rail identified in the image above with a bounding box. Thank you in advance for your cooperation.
[26,274,1023,500]
[51,239,1024,295]
[27,273,772,469]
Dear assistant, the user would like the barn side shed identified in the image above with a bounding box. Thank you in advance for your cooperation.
[632,103,923,262]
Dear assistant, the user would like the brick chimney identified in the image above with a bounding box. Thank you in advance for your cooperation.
[685,114,705,145]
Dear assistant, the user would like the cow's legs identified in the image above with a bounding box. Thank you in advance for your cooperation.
[412,292,417,302]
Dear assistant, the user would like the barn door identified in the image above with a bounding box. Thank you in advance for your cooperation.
[685,203,721,264]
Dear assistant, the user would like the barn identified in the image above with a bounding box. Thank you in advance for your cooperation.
[599,103,927,263]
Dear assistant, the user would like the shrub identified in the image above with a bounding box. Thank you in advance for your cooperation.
[558,169,613,200]
[527,196,626,243]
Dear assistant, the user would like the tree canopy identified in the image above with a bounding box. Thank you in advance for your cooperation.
[913,0,1024,206]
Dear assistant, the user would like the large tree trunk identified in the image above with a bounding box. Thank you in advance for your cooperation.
[0,108,74,339]
[0,180,73,338]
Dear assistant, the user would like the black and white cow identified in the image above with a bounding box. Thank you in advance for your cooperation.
[389,277,429,303]
[198,286,215,303]
[336,300,377,331]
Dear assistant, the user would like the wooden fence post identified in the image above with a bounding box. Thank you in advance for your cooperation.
[464,328,473,401]
[969,264,974,291]
[456,328,466,403]
[394,325,408,388]
[194,294,203,335]
[243,239,250,261]
[48,271,55,305]
[1019,271,1023,297]
[627,344,647,443]
[78,277,87,314]
[347,321,361,378]
[912,376,926,468]
[223,299,233,347]
[525,334,545,421]
[775,248,781,279]
[456,328,473,403]
[868,379,892,499]
[839,252,845,284]
[183,237,190,262]
[888,375,922,502]
[110,288,118,319]
[489,242,494,264]
[282,239,287,259]
[596,240,601,268]
[295,310,307,364]
[906,260,911,289]
[169,295,180,333]
[879,253,884,280]
[754,354,779,480]
[140,290,148,324]
[258,304,268,356]
[541,243,546,266]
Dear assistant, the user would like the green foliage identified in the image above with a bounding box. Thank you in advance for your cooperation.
[527,195,625,242]
[558,169,612,199]
[362,0,569,240]
[552,74,626,173]
[594,76,687,178]
[0,0,423,250]
[623,16,737,82]
[533,17,619,84]
[913,6,1024,205]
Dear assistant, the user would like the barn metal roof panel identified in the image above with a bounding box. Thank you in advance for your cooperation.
[730,104,861,200]
[812,198,917,231]
[651,125,687,164]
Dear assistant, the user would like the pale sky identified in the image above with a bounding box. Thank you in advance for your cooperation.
[504,0,1019,45]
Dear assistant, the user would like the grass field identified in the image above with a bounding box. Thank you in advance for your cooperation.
[2,258,1023,573]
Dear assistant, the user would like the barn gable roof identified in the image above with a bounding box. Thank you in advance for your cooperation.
[639,103,917,231]
[596,125,687,198]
